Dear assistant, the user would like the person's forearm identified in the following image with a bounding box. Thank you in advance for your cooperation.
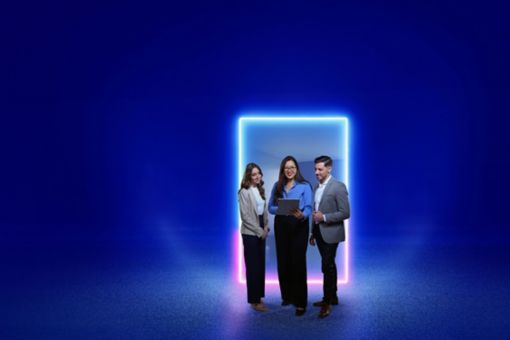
[325,210,349,223]
[302,205,312,218]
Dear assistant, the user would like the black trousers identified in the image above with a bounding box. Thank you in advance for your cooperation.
[242,215,266,304]
[274,215,309,308]
[314,224,339,303]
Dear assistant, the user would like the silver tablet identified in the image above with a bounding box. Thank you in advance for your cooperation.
[276,199,299,216]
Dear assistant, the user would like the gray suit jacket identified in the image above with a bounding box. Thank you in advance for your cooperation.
[313,177,350,243]
[238,188,269,238]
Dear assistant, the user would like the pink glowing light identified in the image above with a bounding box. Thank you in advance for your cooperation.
[236,116,351,285]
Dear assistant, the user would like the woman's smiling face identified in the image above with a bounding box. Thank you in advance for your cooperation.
[283,160,297,181]
[250,166,262,185]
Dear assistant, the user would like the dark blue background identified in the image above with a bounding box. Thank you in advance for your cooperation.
[2,1,510,338]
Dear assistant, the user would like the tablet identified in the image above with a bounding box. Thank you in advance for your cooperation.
[276,199,300,216]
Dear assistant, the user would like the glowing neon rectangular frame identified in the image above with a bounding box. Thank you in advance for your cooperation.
[237,115,350,285]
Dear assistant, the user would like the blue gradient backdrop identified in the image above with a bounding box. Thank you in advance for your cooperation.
[2,1,510,339]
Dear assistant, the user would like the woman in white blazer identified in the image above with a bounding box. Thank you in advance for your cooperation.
[238,163,269,312]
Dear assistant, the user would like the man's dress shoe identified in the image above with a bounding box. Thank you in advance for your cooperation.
[318,304,331,318]
[251,303,268,312]
[313,298,339,307]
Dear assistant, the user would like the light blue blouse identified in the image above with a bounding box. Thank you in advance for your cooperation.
[268,181,313,218]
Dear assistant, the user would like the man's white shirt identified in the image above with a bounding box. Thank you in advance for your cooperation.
[314,175,332,222]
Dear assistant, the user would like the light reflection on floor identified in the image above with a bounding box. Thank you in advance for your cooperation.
[2,239,510,339]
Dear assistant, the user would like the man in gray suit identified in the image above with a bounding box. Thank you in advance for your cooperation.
[309,155,350,318]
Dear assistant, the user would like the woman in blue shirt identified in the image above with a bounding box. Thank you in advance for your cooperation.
[269,155,312,316]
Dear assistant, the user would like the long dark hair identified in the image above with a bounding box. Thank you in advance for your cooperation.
[238,163,266,200]
[273,155,309,203]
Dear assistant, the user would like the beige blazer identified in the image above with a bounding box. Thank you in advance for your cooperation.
[238,187,269,237]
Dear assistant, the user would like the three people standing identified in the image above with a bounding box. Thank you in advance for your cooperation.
[238,155,350,318]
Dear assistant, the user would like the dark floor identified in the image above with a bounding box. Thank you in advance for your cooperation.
[2,235,509,339]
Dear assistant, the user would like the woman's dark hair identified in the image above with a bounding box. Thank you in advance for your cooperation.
[239,163,265,200]
[273,155,309,203]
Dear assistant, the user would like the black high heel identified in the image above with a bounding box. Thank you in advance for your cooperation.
[295,307,306,316]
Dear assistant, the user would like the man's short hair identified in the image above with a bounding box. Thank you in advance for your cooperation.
[314,155,333,167]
